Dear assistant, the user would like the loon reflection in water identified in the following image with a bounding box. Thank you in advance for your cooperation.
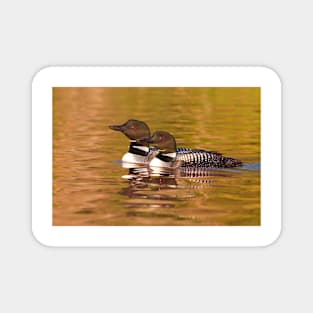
[116,158,259,213]
[118,167,213,210]
[121,165,226,193]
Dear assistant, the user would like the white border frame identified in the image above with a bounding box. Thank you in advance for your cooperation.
[32,66,281,247]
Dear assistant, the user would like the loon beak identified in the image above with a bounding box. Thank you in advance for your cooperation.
[108,124,124,132]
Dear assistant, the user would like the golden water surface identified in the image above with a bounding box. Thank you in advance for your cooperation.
[53,87,260,226]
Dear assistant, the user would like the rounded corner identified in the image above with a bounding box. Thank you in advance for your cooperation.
[261,225,283,248]
[31,227,54,248]
[257,65,282,88]
[31,66,55,87]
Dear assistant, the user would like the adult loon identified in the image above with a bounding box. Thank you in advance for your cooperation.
[139,131,242,168]
[108,119,190,164]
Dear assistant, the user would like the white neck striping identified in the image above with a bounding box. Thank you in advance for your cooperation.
[161,152,176,158]
[132,146,150,153]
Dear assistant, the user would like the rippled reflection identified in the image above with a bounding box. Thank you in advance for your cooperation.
[116,162,260,218]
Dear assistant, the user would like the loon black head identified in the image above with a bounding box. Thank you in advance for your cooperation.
[139,131,177,154]
[108,119,150,140]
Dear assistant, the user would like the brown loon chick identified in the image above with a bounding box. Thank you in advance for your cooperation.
[139,131,242,168]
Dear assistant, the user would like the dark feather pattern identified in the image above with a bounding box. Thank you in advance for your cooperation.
[176,149,242,168]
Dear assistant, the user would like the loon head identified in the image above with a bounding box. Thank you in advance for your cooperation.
[108,119,150,140]
[139,131,177,154]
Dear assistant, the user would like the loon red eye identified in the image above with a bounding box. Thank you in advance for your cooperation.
[130,125,136,129]
[159,135,163,140]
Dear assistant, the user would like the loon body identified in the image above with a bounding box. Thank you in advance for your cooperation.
[109,120,190,165]
[139,131,242,169]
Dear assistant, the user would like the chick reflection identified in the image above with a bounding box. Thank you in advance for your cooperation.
[119,166,183,207]
[118,164,221,211]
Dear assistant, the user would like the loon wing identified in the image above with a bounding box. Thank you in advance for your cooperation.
[176,147,191,152]
[186,149,222,156]
[176,149,241,168]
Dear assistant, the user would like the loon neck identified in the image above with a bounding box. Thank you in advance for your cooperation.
[128,141,150,156]
[156,152,177,162]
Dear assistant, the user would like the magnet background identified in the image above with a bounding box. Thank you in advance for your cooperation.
[0,1,309,312]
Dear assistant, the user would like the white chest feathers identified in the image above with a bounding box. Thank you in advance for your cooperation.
[122,152,147,164]
[149,153,176,168]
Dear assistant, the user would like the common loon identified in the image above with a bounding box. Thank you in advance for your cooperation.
[138,131,242,168]
[109,119,152,164]
[108,119,190,164]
